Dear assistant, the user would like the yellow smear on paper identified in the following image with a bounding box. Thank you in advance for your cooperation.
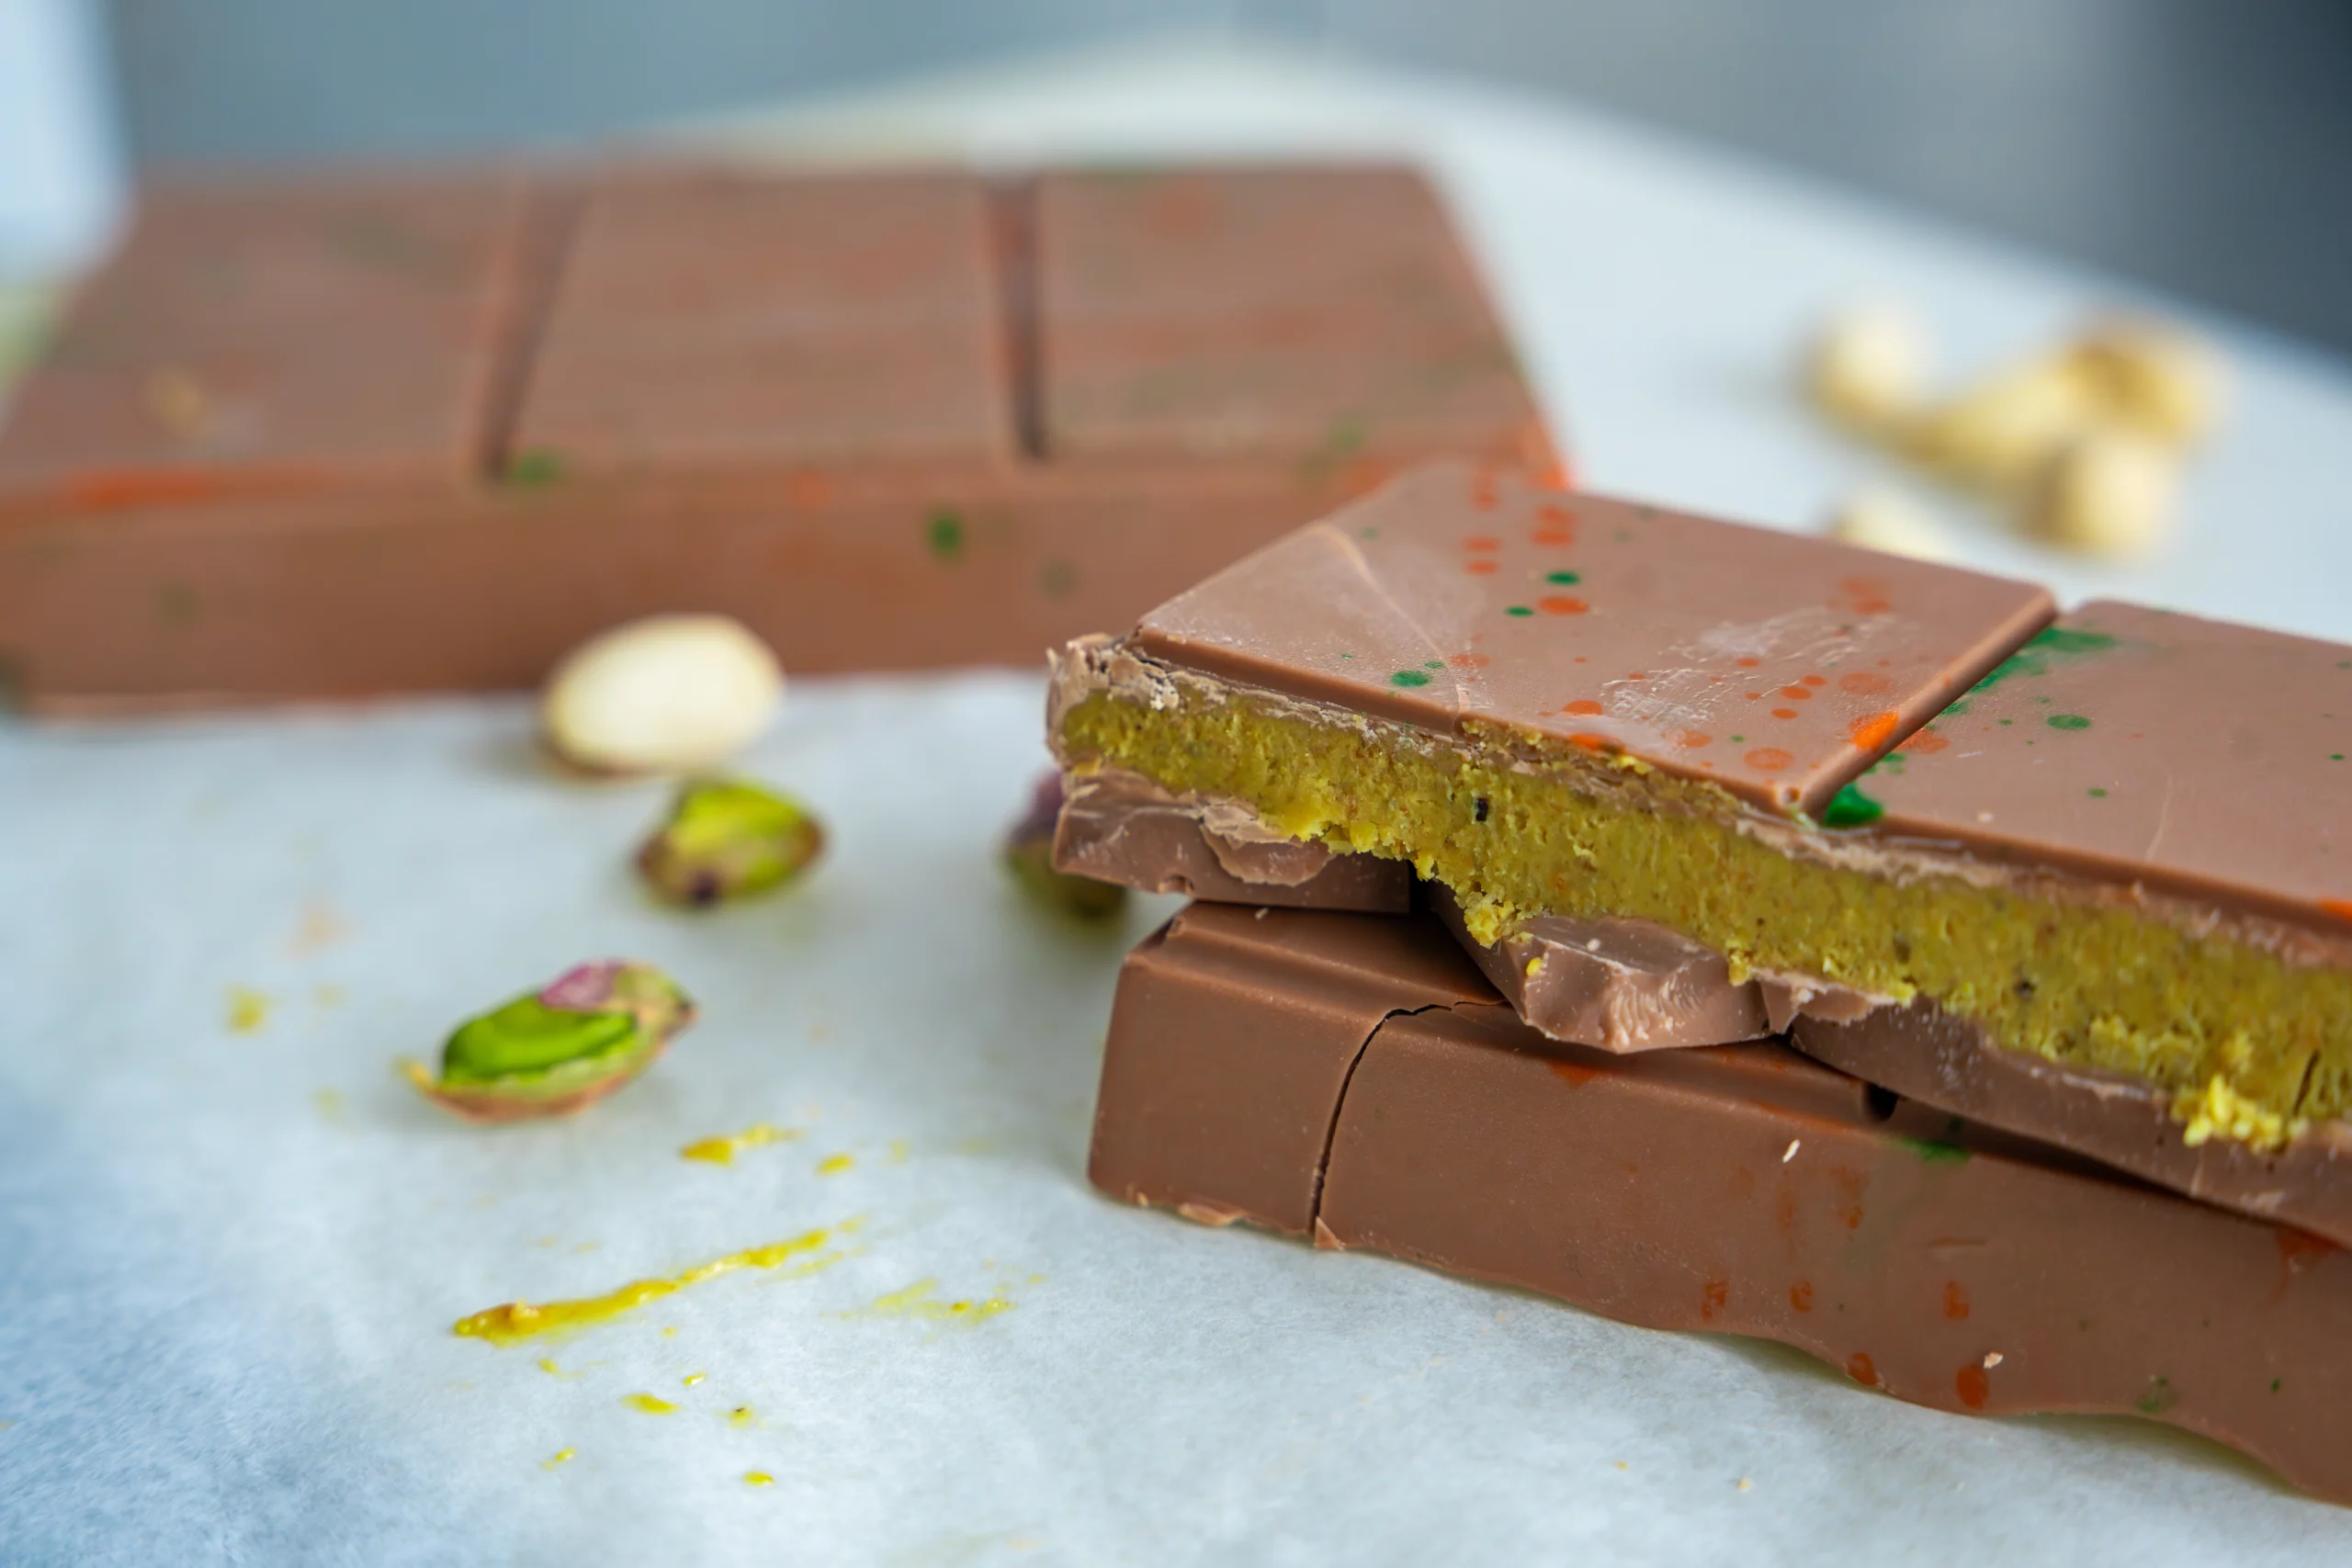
[543,1448,575,1471]
[312,1088,345,1123]
[683,1372,705,1387]
[854,1279,1012,1325]
[622,1393,677,1416]
[744,1471,775,1487]
[226,987,271,1033]
[729,1405,757,1428]
[681,1122,801,1166]
[451,1221,858,1346]
[816,1153,854,1176]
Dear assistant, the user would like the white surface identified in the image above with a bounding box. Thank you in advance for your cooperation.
[6,38,2352,1565]
[0,0,122,274]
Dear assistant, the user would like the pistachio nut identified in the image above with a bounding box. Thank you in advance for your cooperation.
[406,959,695,1122]
[638,777,826,907]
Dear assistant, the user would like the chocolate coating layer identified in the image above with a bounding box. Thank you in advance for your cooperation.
[1095,903,2352,1505]
[1131,462,2052,815]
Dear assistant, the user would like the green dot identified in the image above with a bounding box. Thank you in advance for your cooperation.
[1423,660,1443,671]
[1390,670,1433,688]
[2048,714,2091,731]
[1546,570,1580,585]
[1360,527,1381,540]
[1340,652,1355,660]
[1996,718,2013,727]
[1729,735,1745,744]
[2034,695,2052,705]
[2274,1378,2285,1393]
[925,511,965,561]
[1821,783,1883,829]
[505,448,564,487]
[1506,605,1533,617]
[2332,753,2344,761]
[2087,787,2108,798]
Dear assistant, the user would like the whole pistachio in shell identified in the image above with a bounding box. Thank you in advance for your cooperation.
[637,778,826,907]
[404,960,695,1123]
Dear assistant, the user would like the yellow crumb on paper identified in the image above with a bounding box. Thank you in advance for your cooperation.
[312,1089,345,1123]
[622,1393,677,1416]
[683,1372,706,1387]
[226,987,271,1033]
[542,1448,575,1471]
[450,1222,858,1346]
[816,1154,854,1176]
[1737,1478,1753,1493]
[680,1122,801,1166]
[743,1471,774,1487]
[848,1278,1012,1326]
[729,1405,757,1428]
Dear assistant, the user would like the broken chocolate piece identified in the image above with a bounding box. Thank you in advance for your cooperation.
[1094,902,2352,1506]
[1427,882,1771,1050]
[1050,467,2352,1177]
[1052,767,1412,912]
[1790,998,2352,1248]
[1005,771,1127,921]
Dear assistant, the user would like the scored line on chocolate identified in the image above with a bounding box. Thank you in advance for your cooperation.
[474,178,586,486]
[986,174,1048,464]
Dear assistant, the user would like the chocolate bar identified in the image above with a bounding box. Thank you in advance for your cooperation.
[0,164,1555,712]
[1092,901,2352,1505]
[1050,462,2352,1234]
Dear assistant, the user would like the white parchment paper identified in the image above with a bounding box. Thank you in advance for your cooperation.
[6,37,2352,1565]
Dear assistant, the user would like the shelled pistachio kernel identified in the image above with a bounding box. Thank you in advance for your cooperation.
[541,615,783,775]
[1825,488,1952,562]
[2067,317,2224,446]
[1004,771,1126,921]
[405,960,696,1123]
[2021,429,2177,558]
[638,778,826,907]
[1803,302,1928,432]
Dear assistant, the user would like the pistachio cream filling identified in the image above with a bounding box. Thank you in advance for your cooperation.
[1059,684,2352,1145]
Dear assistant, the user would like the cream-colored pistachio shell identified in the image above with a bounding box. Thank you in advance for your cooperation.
[2067,317,2225,446]
[2020,431,2178,558]
[1825,488,1953,563]
[542,615,784,773]
[1804,302,1929,433]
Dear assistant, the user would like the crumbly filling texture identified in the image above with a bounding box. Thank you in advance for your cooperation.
[1058,683,2352,1145]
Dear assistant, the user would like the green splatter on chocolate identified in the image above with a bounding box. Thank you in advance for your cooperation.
[926,511,965,561]
[1546,570,1580,585]
[2048,714,2091,731]
[2087,787,2109,797]
[1037,558,1077,599]
[2332,753,2344,761]
[1506,605,1533,618]
[1820,783,1883,829]
[504,449,565,488]
[1423,660,1443,671]
[1729,734,1745,744]
[2136,1375,2177,1416]
[1896,1135,1971,1165]
[2273,1378,2284,1393]
[1390,670,1433,689]
[1360,527,1380,540]
[1967,626,2119,696]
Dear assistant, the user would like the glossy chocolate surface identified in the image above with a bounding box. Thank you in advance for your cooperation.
[1131,462,2053,814]
[1093,903,2352,1504]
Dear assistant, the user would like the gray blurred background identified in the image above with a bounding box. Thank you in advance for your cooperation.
[60,1,2352,355]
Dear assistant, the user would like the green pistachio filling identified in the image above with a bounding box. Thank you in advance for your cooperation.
[1059,686,2352,1145]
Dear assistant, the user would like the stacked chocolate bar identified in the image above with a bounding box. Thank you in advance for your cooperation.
[1048,461,2352,1502]
[0,162,1551,712]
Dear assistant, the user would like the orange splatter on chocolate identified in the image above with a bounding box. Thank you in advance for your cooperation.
[1532,528,1575,547]
[1744,747,1794,772]
[1848,711,1902,751]
[1897,728,1951,756]
[1789,1281,1815,1314]
[1847,1352,1879,1387]
[786,469,832,507]
[1569,732,1614,752]
[1801,674,1826,687]
[1955,1363,1990,1410]
[1830,1168,1866,1230]
[1671,729,1713,750]
[1771,708,1799,720]
[1564,699,1604,716]
[1838,671,1894,696]
[2323,899,2352,925]
[1773,1189,1797,1235]
[1464,536,1500,553]
[1464,558,1498,575]
[1838,576,1894,615]
[1471,471,1499,509]
[1449,652,1491,670]
[1735,657,1760,669]
[1943,1280,1971,1320]
[1538,595,1588,615]
[1778,685,1814,701]
[1548,1060,1600,1089]
[1700,1277,1729,1322]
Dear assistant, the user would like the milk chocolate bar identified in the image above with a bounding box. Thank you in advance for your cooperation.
[0,164,1555,712]
[1049,463,2352,1225]
[1092,902,2352,1505]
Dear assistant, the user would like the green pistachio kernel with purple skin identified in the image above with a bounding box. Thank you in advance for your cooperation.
[638,778,826,908]
[1005,772,1127,922]
[406,960,696,1123]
